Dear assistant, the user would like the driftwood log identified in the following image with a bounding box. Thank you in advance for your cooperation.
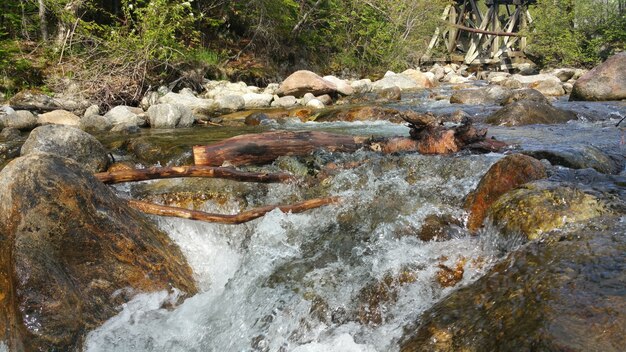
[193,116,501,167]
[95,165,294,184]
[128,197,341,224]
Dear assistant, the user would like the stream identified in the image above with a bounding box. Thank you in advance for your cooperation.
[51,84,625,351]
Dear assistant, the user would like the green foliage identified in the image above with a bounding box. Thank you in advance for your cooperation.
[528,0,626,67]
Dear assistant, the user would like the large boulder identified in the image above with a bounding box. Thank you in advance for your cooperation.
[450,86,511,105]
[158,92,217,116]
[485,100,577,126]
[487,181,609,239]
[570,52,626,101]
[216,94,245,113]
[20,125,110,173]
[464,154,547,232]
[146,103,194,128]
[277,70,338,97]
[37,109,81,126]
[400,69,435,88]
[400,215,626,352]
[0,153,197,351]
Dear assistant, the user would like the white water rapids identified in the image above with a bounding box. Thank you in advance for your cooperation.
[83,148,518,352]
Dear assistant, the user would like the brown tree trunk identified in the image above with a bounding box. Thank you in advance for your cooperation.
[128,197,341,224]
[38,0,48,41]
[193,131,367,166]
[95,165,294,184]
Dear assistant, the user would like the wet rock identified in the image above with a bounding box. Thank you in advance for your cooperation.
[488,181,608,240]
[103,106,144,127]
[20,125,110,173]
[570,52,626,101]
[357,271,417,325]
[242,93,273,109]
[529,78,565,96]
[277,70,337,98]
[401,216,626,352]
[79,114,112,133]
[376,86,402,101]
[0,127,20,141]
[127,137,192,166]
[322,75,354,95]
[400,69,435,88]
[417,214,462,242]
[318,106,406,123]
[485,100,577,126]
[500,88,549,106]
[449,86,511,105]
[244,112,272,126]
[0,110,37,130]
[525,145,622,175]
[147,103,194,128]
[37,109,81,126]
[0,153,197,351]
[372,74,421,91]
[436,258,466,287]
[464,154,547,233]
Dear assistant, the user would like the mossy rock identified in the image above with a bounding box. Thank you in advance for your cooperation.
[488,181,608,240]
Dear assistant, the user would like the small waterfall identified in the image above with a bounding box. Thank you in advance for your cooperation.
[84,150,518,351]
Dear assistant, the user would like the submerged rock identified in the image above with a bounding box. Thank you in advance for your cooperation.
[317,106,406,123]
[488,181,608,240]
[400,216,626,352]
[524,145,623,175]
[485,100,577,126]
[570,52,626,101]
[465,154,547,233]
[0,153,197,351]
[20,125,110,173]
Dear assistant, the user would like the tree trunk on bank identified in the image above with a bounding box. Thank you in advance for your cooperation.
[38,0,48,41]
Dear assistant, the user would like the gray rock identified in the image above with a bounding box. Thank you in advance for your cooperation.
[316,94,333,105]
[301,93,316,106]
[110,123,140,134]
[20,125,109,172]
[271,95,298,108]
[377,86,402,101]
[83,104,100,118]
[372,75,420,91]
[450,86,511,105]
[563,82,574,95]
[140,91,160,110]
[216,95,245,113]
[501,88,550,106]
[351,79,373,94]
[263,83,280,95]
[242,93,273,109]
[79,114,112,133]
[306,99,325,109]
[1,128,21,141]
[530,79,565,97]
[524,145,622,175]
[146,103,194,128]
[1,110,37,130]
[103,106,144,127]
[486,100,578,126]
[158,92,217,117]
[553,68,576,82]
[37,109,81,126]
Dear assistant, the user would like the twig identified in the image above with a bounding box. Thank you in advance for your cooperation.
[128,196,342,224]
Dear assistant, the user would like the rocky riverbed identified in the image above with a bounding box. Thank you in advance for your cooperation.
[0,53,625,351]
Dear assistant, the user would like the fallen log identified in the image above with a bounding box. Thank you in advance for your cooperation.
[193,131,367,166]
[95,165,294,184]
[128,196,341,224]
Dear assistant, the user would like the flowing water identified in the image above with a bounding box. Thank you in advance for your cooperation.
[74,85,626,351]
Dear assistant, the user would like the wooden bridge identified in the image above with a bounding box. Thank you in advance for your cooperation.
[422,0,537,68]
